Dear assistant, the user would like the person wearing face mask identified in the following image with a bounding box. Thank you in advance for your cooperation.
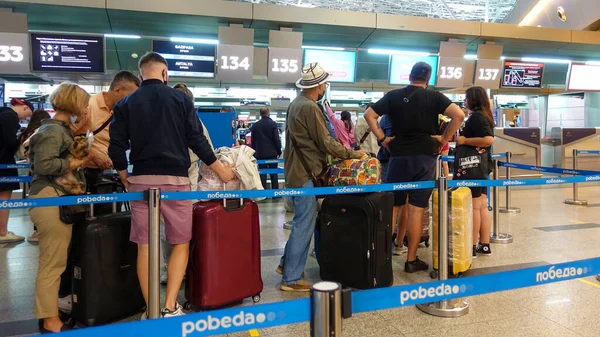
[0,98,34,243]
[71,71,140,178]
[278,63,367,292]
[27,83,91,333]
[109,52,236,318]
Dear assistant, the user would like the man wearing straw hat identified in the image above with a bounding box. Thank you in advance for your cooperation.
[277,63,367,292]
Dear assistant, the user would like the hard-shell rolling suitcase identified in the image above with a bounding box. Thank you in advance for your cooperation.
[185,199,263,310]
[432,187,473,278]
[319,193,394,289]
[70,211,145,326]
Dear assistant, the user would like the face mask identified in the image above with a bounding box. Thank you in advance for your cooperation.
[163,72,168,86]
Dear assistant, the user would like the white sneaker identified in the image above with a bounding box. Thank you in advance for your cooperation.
[283,221,293,230]
[161,302,185,318]
[27,231,40,243]
[140,312,147,320]
[0,231,25,243]
[58,295,72,314]
[394,245,408,256]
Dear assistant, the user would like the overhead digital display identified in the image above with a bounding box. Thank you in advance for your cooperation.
[30,33,104,73]
[501,61,544,88]
[153,40,215,78]
[303,49,356,83]
[568,64,600,91]
[389,55,438,85]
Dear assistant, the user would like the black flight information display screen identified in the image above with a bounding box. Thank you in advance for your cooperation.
[501,61,544,88]
[153,40,216,78]
[30,33,105,73]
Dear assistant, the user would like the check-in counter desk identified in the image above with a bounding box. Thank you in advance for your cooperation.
[494,127,542,178]
[541,127,600,171]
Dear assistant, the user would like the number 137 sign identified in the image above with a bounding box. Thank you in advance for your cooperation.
[217,44,254,81]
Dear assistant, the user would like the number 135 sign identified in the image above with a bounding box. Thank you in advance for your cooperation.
[217,44,254,81]
[268,47,303,83]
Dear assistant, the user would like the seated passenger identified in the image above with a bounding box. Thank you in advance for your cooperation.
[28,83,91,333]
[455,86,495,257]
[108,52,235,318]
[279,62,366,292]
[364,62,464,273]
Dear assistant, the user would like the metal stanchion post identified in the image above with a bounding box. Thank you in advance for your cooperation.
[490,160,513,244]
[565,149,588,206]
[310,282,342,337]
[500,152,521,214]
[417,176,469,317]
[147,188,161,319]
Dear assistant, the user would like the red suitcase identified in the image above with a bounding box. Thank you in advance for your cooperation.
[184,199,263,311]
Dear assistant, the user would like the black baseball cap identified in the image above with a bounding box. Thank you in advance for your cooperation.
[10,98,34,112]
[410,62,433,83]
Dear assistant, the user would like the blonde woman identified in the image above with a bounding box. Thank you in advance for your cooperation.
[28,83,91,333]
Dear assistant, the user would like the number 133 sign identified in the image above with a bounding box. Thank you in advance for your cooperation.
[217,44,254,81]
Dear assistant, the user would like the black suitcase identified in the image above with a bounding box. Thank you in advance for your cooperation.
[319,192,394,289]
[70,212,145,326]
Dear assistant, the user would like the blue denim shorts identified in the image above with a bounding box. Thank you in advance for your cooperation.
[386,155,436,208]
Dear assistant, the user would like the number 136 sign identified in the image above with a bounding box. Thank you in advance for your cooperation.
[217,44,254,81]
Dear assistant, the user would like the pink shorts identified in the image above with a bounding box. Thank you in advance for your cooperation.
[129,183,193,245]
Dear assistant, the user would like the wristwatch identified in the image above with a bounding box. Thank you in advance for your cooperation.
[378,136,387,143]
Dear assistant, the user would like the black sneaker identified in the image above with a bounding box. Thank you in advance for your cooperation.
[472,245,478,259]
[477,244,492,256]
[405,257,429,273]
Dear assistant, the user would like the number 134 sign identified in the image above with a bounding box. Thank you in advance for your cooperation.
[0,33,29,74]
[217,44,254,81]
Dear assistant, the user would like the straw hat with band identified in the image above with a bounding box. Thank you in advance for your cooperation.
[295,63,333,89]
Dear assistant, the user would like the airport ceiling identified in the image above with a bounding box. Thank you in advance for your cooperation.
[0,0,598,86]
[228,0,518,23]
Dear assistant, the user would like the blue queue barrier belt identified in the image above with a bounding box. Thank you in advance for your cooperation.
[577,150,600,155]
[498,161,600,176]
[0,163,31,169]
[256,159,284,165]
[0,176,32,183]
[258,168,285,175]
[59,257,600,337]
[442,153,506,162]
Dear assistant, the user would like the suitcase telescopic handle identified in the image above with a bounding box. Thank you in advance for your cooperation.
[221,183,244,208]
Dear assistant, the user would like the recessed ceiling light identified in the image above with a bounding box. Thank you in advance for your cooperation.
[131,53,138,59]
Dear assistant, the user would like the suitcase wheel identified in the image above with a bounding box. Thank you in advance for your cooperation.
[488,206,493,211]
[252,294,261,303]
[183,301,195,311]
[430,270,439,279]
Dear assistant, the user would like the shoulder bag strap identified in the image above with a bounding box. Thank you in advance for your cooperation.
[75,116,112,137]
[359,130,371,145]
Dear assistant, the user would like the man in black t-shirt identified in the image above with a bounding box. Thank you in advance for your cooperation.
[364,62,464,273]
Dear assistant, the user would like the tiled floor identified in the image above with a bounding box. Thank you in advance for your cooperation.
[1,185,600,336]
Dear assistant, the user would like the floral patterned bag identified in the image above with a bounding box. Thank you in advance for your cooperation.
[327,157,381,186]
